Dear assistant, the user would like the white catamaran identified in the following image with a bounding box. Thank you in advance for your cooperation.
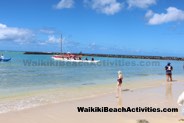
[52,34,100,63]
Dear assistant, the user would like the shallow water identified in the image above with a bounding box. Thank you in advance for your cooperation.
[0,51,184,113]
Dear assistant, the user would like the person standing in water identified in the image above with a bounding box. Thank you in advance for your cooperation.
[116,71,123,98]
[165,62,173,82]
[0,54,4,59]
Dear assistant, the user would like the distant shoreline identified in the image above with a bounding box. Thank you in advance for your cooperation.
[24,51,184,61]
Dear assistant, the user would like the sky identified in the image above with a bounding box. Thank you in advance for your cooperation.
[0,0,184,56]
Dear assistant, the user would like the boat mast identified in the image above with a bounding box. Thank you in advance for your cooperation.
[60,34,62,54]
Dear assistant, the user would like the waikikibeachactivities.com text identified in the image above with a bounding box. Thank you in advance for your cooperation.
[77,107,178,113]
[22,59,160,67]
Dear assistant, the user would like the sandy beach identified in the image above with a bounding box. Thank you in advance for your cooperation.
[0,79,184,123]
[1,0,184,122]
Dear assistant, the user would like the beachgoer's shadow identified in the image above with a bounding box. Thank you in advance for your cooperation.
[117,93,123,107]
[165,83,173,102]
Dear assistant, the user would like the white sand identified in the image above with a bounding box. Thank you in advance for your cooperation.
[0,80,184,123]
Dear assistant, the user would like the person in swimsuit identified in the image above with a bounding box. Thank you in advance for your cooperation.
[0,54,4,59]
[116,71,123,98]
[165,62,173,82]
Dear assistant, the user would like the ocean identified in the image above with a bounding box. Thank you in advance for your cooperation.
[0,51,184,113]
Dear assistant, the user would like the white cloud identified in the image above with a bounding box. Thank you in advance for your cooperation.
[55,0,74,9]
[84,0,123,15]
[145,10,154,18]
[0,23,33,43]
[127,0,156,9]
[39,29,55,34]
[146,7,184,25]
[39,35,72,46]
[46,35,61,44]
[0,23,7,28]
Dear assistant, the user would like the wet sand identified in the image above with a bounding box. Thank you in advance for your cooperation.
[0,80,184,123]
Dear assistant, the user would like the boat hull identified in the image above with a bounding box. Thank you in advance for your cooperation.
[52,57,100,63]
[0,58,11,62]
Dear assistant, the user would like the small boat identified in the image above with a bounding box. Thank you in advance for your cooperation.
[51,34,100,63]
[52,57,100,63]
[52,54,82,60]
[0,58,11,62]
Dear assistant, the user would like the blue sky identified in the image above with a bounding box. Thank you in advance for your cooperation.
[0,0,184,56]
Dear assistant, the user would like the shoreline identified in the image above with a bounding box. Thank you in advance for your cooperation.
[0,74,184,114]
[0,80,183,123]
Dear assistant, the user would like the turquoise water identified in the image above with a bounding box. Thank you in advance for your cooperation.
[0,51,184,113]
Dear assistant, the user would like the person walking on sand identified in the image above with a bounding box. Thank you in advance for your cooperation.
[165,62,173,82]
[116,71,123,98]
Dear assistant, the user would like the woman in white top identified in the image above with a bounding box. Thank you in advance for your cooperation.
[116,71,123,98]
